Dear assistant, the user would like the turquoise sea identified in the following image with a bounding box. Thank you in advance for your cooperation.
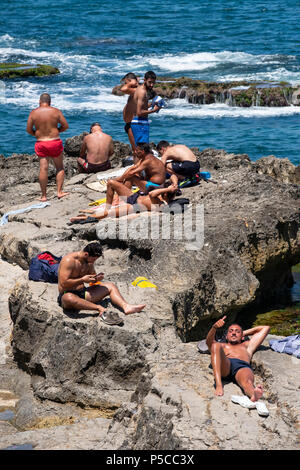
[0,0,300,163]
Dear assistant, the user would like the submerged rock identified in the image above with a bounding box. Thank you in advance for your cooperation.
[0,63,60,79]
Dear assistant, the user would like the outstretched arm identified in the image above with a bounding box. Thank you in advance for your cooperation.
[244,325,270,356]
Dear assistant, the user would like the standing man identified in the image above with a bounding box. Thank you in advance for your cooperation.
[120,72,140,156]
[206,316,270,402]
[157,141,200,180]
[130,71,160,146]
[26,93,69,201]
[77,122,113,174]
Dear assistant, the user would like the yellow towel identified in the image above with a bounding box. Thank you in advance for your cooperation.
[89,188,140,207]
[132,277,158,289]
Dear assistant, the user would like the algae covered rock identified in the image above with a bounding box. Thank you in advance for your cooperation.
[0,63,60,79]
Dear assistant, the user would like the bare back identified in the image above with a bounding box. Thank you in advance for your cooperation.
[82,132,114,164]
[143,154,166,184]
[164,144,197,163]
[28,106,66,141]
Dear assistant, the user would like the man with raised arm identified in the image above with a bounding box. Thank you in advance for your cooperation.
[120,72,140,156]
[26,93,69,201]
[129,71,160,146]
[206,316,270,402]
[58,242,146,325]
[77,122,113,174]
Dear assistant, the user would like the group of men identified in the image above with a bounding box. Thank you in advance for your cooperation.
[25,73,270,404]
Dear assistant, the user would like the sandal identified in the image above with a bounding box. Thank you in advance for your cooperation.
[99,310,123,326]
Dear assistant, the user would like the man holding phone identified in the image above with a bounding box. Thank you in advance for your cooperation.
[57,242,145,325]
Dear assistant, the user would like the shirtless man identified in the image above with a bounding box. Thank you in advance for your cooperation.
[115,142,166,193]
[206,316,270,402]
[120,73,139,156]
[57,242,145,325]
[129,71,160,146]
[69,175,178,224]
[157,141,200,180]
[77,122,113,174]
[26,93,69,201]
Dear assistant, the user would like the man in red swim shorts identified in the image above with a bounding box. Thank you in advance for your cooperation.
[26,93,69,201]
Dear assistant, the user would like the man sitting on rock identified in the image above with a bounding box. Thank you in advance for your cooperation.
[114,142,166,192]
[206,316,270,402]
[77,123,113,174]
[157,141,200,180]
[57,242,145,325]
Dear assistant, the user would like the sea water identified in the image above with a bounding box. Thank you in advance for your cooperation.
[0,0,300,163]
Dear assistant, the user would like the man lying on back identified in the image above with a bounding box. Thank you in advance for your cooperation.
[206,316,270,402]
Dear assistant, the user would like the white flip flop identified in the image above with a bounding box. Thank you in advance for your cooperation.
[255,401,269,417]
[231,395,256,409]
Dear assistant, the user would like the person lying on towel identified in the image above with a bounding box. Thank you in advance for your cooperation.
[68,175,179,224]
[206,316,270,402]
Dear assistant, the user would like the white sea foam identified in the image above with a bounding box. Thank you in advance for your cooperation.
[0,34,14,42]
[163,101,300,119]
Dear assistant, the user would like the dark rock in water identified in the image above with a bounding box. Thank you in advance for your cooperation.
[0,63,60,79]
[112,77,299,108]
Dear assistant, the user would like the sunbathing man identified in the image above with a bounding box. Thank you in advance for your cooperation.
[206,316,270,402]
[57,242,145,325]
[157,141,200,180]
[69,175,178,224]
[120,72,140,157]
[77,122,113,174]
[115,142,166,193]
[26,93,69,201]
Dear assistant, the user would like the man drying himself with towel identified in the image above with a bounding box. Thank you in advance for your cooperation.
[69,175,178,224]
[77,122,113,174]
[57,242,146,325]
[130,71,160,146]
[157,141,200,180]
[26,93,69,201]
[206,316,270,402]
[114,142,166,192]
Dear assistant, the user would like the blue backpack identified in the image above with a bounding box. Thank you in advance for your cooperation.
[28,251,62,284]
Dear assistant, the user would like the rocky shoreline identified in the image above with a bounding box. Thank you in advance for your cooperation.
[112,77,300,107]
[0,138,299,450]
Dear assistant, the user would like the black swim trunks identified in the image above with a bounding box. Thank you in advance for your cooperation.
[126,192,141,206]
[172,160,200,177]
[124,123,131,134]
[57,287,88,307]
[78,158,111,174]
[229,358,252,377]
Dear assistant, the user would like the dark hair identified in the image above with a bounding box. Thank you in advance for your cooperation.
[90,122,101,133]
[83,242,103,257]
[121,72,138,83]
[136,142,151,154]
[144,70,156,81]
[40,93,51,104]
[157,140,169,152]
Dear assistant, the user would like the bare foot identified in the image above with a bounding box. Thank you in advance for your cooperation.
[58,191,69,199]
[214,384,224,396]
[38,196,47,202]
[69,216,86,223]
[250,385,264,402]
[123,303,146,315]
